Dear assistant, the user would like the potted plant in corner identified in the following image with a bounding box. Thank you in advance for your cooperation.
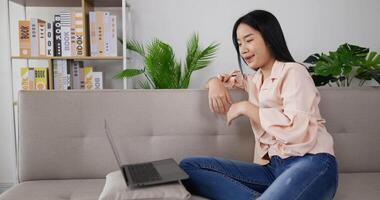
[304,43,380,87]
[114,33,219,89]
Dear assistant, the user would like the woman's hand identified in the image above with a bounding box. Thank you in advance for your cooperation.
[227,101,261,126]
[208,78,232,113]
[226,101,248,126]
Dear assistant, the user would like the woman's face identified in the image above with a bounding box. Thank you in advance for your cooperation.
[236,23,273,70]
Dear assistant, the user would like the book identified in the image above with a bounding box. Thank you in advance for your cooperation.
[70,12,76,56]
[53,15,62,56]
[92,72,103,90]
[30,18,39,56]
[74,12,84,56]
[80,66,85,89]
[28,68,35,90]
[53,60,68,90]
[110,16,117,56]
[20,67,30,90]
[60,12,71,57]
[96,12,106,56]
[84,66,93,89]
[18,20,31,56]
[89,11,98,56]
[70,61,82,89]
[34,67,48,90]
[38,20,46,56]
[104,12,111,56]
[67,73,71,90]
[46,22,54,56]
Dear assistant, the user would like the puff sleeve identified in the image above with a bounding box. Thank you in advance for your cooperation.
[217,70,247,91]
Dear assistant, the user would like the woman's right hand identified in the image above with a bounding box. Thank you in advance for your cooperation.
[207,77,232,114]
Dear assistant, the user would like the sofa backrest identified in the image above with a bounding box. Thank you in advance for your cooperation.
[18,90,253,182]
[18,88,380,181]
[318,87,380,173]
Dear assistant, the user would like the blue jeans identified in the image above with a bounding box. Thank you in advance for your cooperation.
[180,153,338,200]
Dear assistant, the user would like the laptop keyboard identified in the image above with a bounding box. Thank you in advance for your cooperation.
[128,163,162,183]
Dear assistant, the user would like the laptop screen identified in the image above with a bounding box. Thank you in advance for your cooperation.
[104,119,123,167]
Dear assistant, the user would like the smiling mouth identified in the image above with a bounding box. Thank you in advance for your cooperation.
[244,55,255,63]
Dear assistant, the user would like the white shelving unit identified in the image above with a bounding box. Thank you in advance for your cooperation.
[6,0,132,171]
[8,0,131,95]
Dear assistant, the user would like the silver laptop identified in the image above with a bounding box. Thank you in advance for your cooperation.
[104,120,189,188]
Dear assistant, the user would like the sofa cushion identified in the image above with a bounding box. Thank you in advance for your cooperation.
[0,179,208,200]
[335,173,380,200]
[2,173,380,200]
[188,173,380,200]
[0,179,105,200]
[99,170,191,200]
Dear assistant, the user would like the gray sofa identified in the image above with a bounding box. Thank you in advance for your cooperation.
[1,88,379,200]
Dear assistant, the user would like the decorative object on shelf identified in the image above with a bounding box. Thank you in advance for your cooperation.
[304,43,380,87]
[114,33,219,89]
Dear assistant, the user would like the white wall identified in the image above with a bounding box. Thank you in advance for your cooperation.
[1,0,380,188]
[0,0,17,191]
[128,0,380,88]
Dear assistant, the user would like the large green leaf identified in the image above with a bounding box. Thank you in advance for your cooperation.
[315,55,341,77]
[304,53,321,64]
[338,43,369,58]
[113,69,145,79]
[356,51,380,82]
[356,67,373,81]
[311,74,337,87]
[370,70,380,84]
[360,51,380,69]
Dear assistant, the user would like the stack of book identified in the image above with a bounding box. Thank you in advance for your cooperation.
[20,61,103,90]
[18,12,84,57]
[20,67,48,90]
[53,60,103,90]
[89,11,118,56]
[18,11,118,57]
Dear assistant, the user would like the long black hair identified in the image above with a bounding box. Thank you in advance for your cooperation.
[232,10,295,73]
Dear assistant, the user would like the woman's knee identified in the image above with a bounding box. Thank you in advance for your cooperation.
[179,156,215,171]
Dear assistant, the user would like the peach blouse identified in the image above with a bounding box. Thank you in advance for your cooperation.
[218,61,335,165]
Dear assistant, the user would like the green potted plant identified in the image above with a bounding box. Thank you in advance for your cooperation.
[114,33,219,89]
[304,43,380,87]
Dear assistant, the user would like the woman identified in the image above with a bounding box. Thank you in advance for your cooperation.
[180,10,338,200]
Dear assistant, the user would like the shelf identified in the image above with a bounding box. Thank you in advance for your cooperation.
[11,56,124,60]
[10,0,122,7]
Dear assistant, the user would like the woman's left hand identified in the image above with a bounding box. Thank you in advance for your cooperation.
[226,101,248,126]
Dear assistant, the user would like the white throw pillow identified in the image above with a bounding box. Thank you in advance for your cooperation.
[99,170,192,200]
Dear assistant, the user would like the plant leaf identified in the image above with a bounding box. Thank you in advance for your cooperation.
[183,33,219,88]
[137,80,151,89]
[193,43,219,71]
[304,43,377,87]
[113,69,144,79]
[369,70,380,84]
[117,34,218,89]
[304,53,320,64]
[145,39,178,88]
[127,40,145,57]
[185,33,199,71]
